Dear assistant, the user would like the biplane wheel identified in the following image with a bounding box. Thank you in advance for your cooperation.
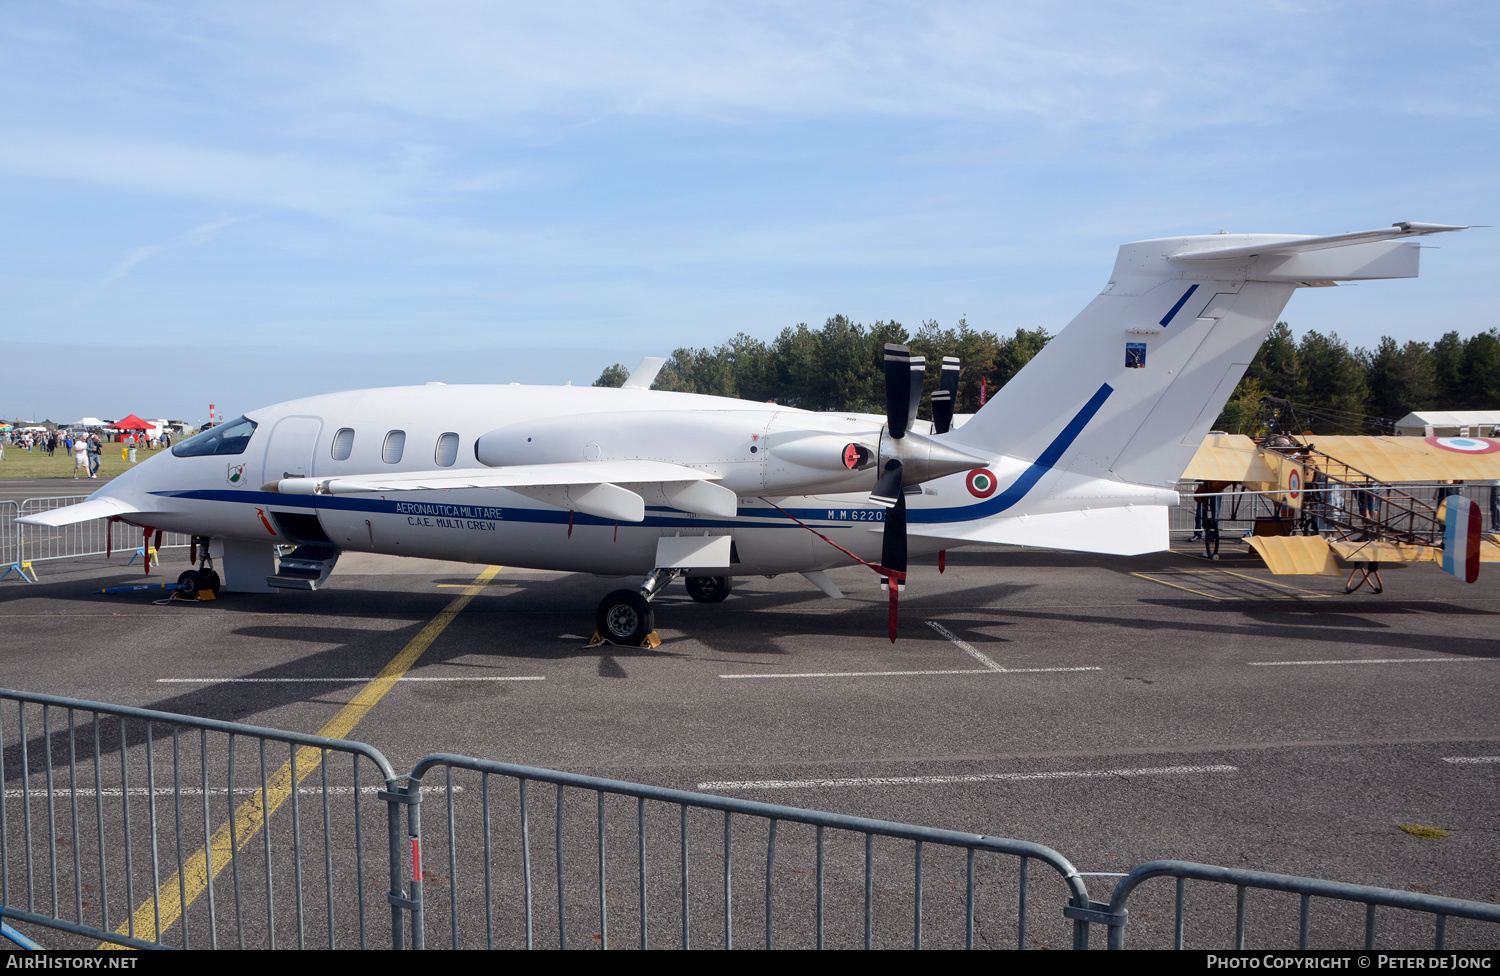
[684,575,732,603]
[596,590,654,645]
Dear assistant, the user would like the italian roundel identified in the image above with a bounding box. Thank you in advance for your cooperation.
[1425,436,1500,455]
[966,469,998,498]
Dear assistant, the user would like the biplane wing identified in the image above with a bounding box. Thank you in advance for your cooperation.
[1186,433,1500,484]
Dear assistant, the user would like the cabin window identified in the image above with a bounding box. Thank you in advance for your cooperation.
[330,428,355,461]
[171,416,258,458]
[435,432,460,467]
[382,430,406,464]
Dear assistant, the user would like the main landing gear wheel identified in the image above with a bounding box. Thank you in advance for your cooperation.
[684,575,732,603]
[596,589,654,645]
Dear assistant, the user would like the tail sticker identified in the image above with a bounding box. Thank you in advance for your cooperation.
[1159,284,1199,327]
[966,469,998,498]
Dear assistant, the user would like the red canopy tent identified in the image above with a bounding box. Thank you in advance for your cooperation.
[108,414,154,431]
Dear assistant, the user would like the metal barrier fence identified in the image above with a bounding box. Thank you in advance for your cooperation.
[1169,482,1500,534]
[1103,861,1500,950]
[0,502,18,573]
[6,497,191,579]
[4,688,1499,950]
[399,754,1092,950]
[0,689,403,950]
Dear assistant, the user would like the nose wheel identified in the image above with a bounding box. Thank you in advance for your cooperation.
[176,536,221,600]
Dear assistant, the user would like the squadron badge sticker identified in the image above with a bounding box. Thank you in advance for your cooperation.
[227,463,246,486]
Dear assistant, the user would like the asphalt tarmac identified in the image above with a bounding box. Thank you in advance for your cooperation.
[2,515,1497,950]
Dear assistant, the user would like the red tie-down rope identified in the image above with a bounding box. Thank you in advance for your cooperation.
[758,497,907,642]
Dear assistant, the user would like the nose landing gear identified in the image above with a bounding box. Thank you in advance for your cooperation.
[176,537,221,601]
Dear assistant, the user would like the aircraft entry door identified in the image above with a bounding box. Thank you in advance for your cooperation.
[262,416,323,484]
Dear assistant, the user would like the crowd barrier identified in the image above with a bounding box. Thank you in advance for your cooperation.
[2,690,1496,951]
[2,497,191,582]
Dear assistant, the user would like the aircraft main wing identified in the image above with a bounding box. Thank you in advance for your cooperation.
[269,460,737,521]
[1304,436,1500,483]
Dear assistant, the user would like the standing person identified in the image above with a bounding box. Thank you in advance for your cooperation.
[87,434,102,478]
[71,435,88,479]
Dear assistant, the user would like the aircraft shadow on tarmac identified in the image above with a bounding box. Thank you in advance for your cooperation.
[990,604,1500,660]
[2,572,1039,779]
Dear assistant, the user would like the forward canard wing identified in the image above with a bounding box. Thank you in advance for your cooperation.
[14,495,174,527]
[267,459,737,522]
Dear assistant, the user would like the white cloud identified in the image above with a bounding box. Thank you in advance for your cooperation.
[103,215,245,281]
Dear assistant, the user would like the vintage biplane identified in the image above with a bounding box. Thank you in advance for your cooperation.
[1183,423,1500,592]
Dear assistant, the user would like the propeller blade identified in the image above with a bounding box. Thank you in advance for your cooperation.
[931,356,960,434]
[881,492,907,579]
[883,344,915,439]
[880,493,907,642]
[870,458,903,509]
[906,354,925,435]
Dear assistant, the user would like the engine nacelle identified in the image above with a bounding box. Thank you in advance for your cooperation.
[475,409,904,497]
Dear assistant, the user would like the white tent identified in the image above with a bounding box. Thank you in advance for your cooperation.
[1393,410,1500,437]
[70,417,107,428]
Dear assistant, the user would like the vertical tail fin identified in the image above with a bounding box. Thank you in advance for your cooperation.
[946,227,1456,492]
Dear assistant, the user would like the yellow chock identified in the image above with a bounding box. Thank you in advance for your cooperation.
[587,632,607,646]
[196,589,216,601]
[640,631,661,649]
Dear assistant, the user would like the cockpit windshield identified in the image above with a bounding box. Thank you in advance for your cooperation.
[171,416,258,457]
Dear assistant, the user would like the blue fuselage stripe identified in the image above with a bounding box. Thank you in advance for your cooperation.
[1159,284,1199,327]
[910,381,1112,523]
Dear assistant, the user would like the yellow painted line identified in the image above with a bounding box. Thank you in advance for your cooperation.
[105,564,502,948]
[435,581,511,588]
[1131,572,1224,600]
[1218,569,1331,598]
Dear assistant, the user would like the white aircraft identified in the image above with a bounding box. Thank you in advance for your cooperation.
[21,222,1467,643]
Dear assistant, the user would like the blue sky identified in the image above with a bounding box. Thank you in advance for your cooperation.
[2,2,1496,423]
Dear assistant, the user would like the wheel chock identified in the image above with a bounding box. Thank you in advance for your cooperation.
[588,630,661,648]
[196,589,216,601]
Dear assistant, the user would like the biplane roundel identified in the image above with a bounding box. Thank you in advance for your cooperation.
[1426,436,1500,455]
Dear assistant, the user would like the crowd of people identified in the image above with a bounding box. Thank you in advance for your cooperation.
[0,427,176,478]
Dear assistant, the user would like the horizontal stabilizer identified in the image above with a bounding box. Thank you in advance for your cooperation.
[1170,222,1467,262]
